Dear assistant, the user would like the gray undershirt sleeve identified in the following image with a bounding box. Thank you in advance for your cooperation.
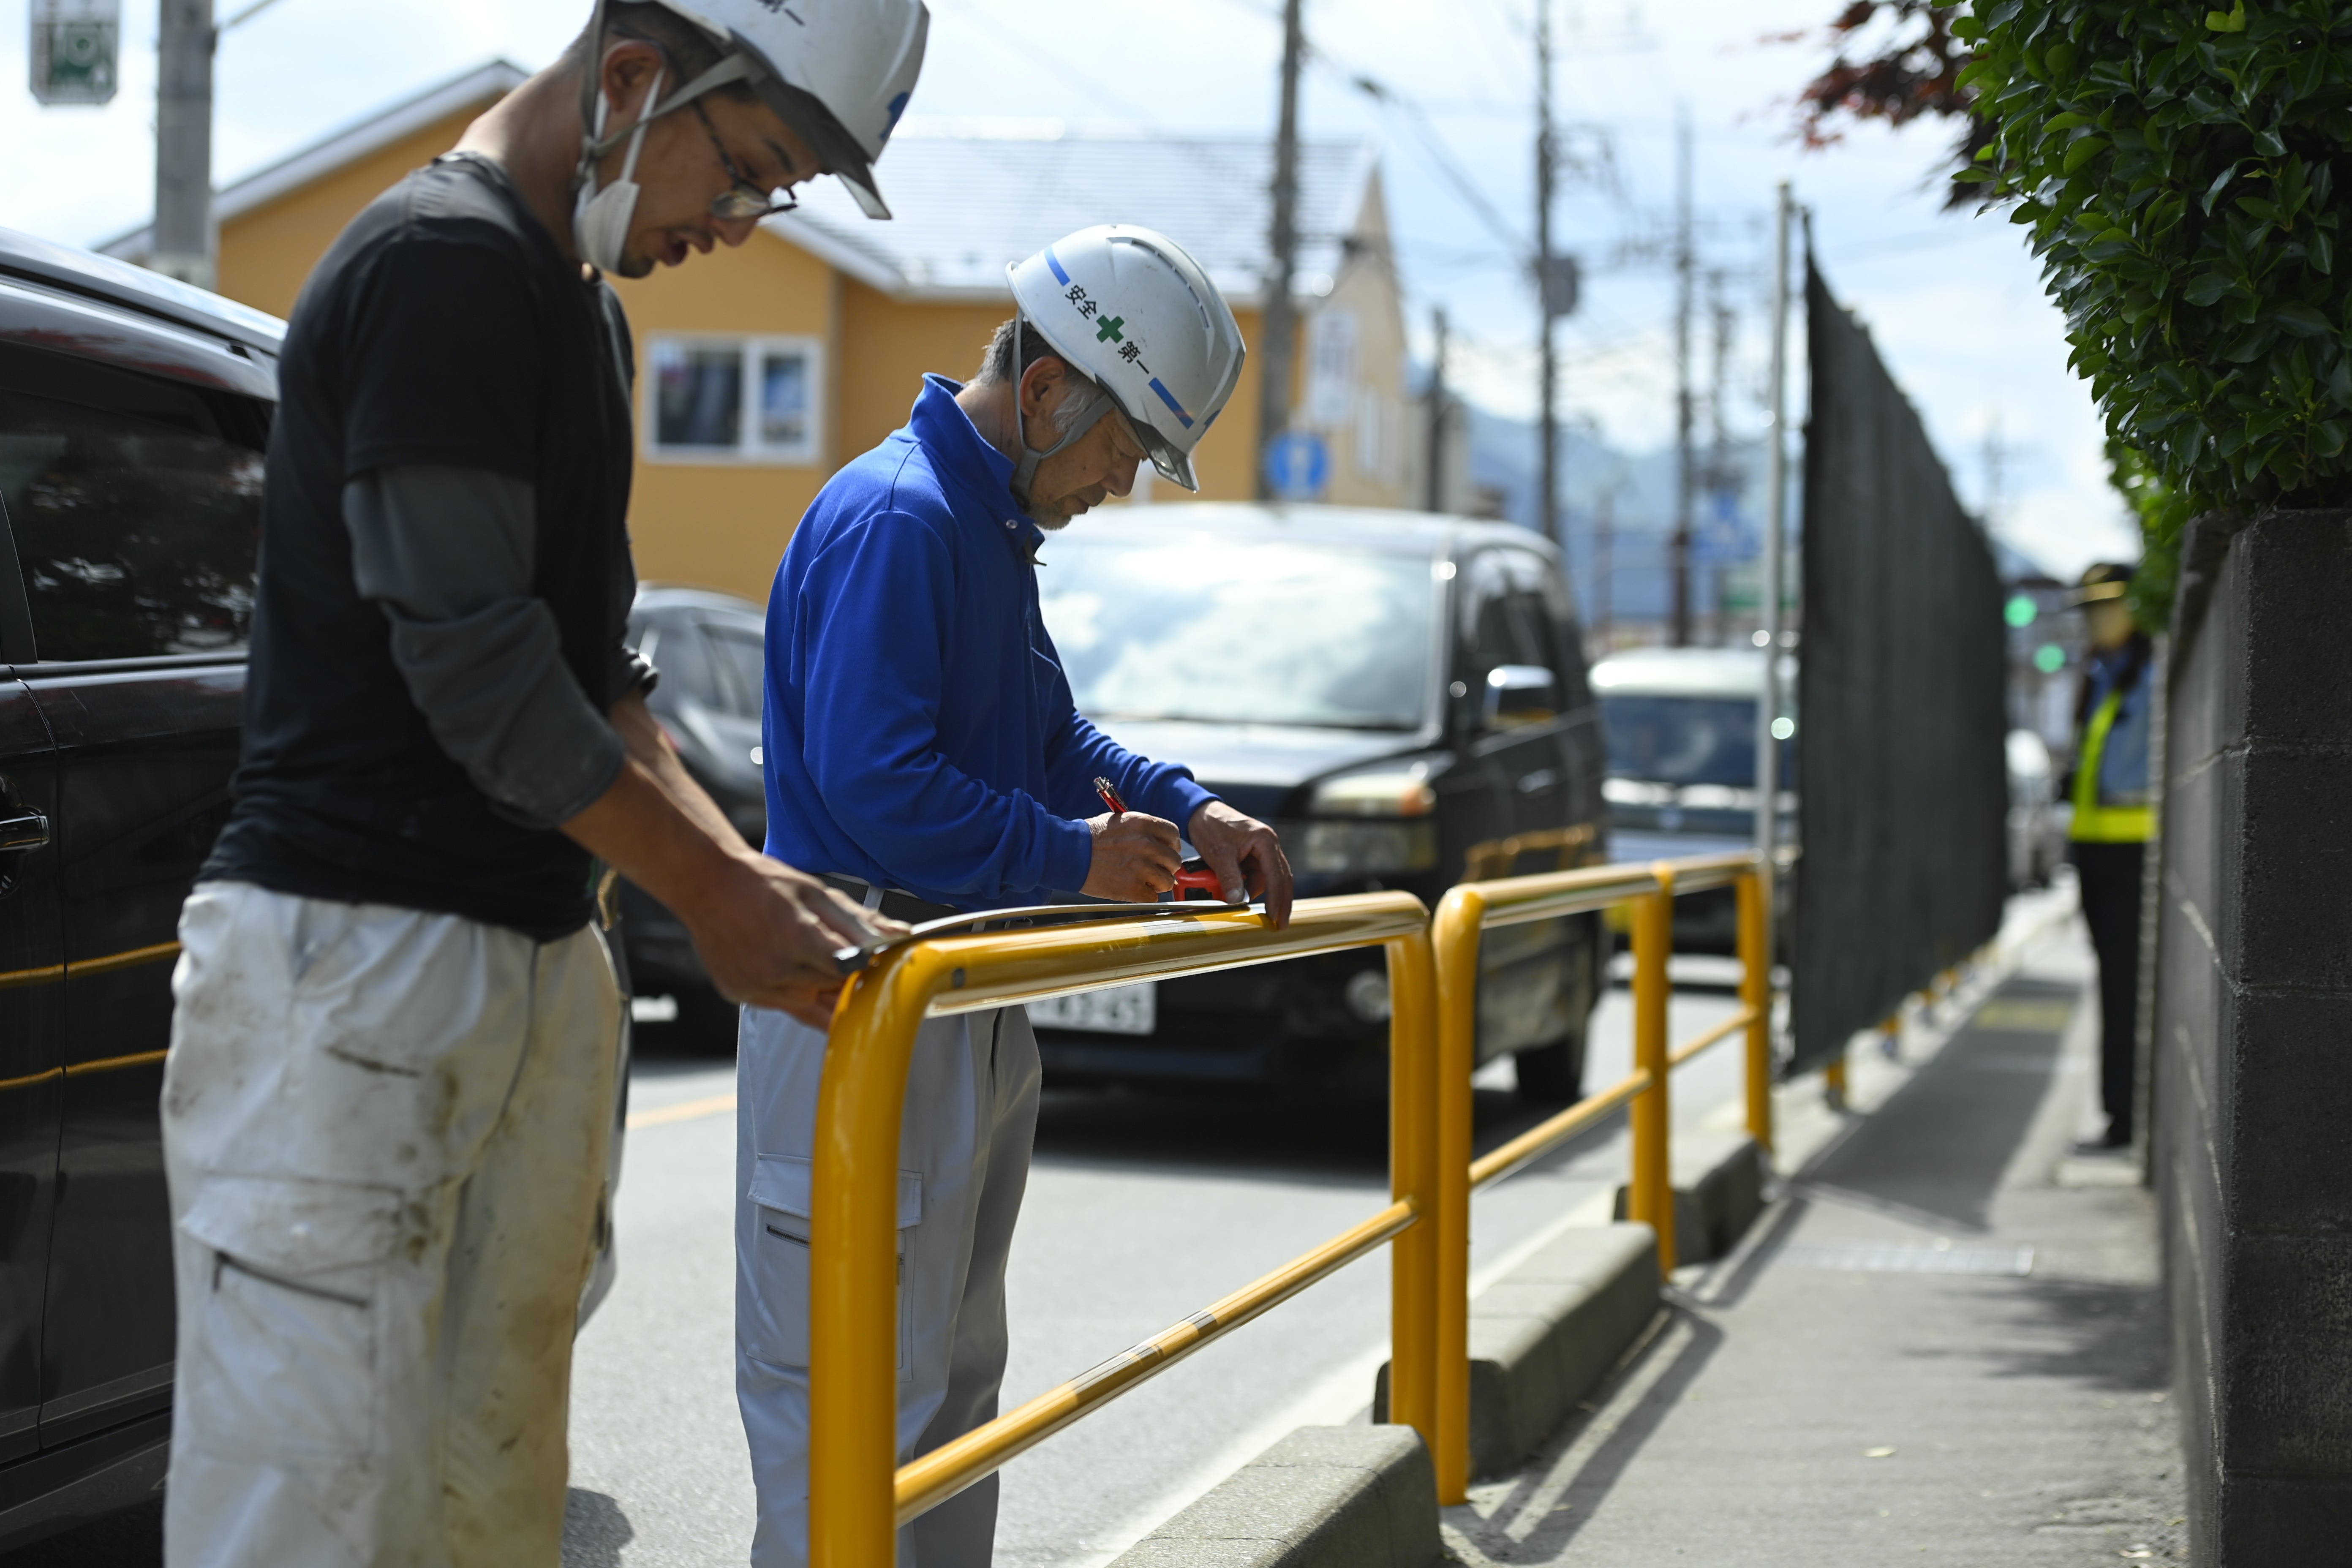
[344,464,627,830]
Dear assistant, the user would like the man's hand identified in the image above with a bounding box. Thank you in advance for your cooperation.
[1190,800,1294,929]
[675,855,900,1029]
[564,693,906,1031]
[1081,811,1181,901]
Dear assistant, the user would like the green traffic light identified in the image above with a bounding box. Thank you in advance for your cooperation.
[2034,643,2066,674]
[2004,593,2038,629]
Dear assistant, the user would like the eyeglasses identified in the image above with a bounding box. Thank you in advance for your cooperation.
[693,98,799,222]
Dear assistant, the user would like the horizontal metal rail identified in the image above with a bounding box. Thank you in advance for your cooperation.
[1668,1006,1761,1070]
[895,1195,1418,1525]
[812,851,1786,1558]
[1468,1066,1652,1191]
[810,891,1439,1567]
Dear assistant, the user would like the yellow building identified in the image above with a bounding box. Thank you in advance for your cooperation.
[106,62,1416,603]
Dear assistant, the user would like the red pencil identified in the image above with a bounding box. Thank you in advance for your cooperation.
[1093,776,1128,815]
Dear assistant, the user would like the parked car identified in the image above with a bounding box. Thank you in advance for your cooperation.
[1028,503,1610,1102]
[2006,727,2064,890]
[1588,646,1794,955]
[617,585,770,1044]
[0,226,627,1552]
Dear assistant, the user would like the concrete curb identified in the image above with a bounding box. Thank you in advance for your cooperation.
[1373,1222,1661,1478]
[1106,1425,1440,1568]
[1612,1130,1767,1265]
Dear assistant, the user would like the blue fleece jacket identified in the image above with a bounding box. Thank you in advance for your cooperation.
[760,375,1216,911]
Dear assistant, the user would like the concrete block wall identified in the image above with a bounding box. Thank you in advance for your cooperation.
[2154,506,2352,1560]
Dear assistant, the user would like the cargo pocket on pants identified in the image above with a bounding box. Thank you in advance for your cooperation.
[176,1173,403,1466]
[746,1154,920,1378]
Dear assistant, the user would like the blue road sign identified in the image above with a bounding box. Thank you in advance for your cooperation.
[1263,431,1329,501]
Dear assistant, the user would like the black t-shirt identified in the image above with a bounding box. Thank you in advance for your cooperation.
[204,153,638,940]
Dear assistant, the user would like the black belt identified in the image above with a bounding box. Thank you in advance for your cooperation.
[819,874,962,926]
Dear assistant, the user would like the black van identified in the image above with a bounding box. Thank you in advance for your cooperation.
[0,226,631,1552]
[1026,504,1611,1102]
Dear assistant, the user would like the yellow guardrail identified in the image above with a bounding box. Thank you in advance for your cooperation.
[1425,849,1772,1503]
[806,851,1783,1559]
[808,891,1439,1567]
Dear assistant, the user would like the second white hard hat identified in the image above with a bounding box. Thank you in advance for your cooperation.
[1005,225,1245,492]
[592,0,928,220]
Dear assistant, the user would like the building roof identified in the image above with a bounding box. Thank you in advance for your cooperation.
[101,67,1380,310]
[99,60,529,262]
[770,120,1379,305]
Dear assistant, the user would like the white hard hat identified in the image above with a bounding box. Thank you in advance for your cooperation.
[588,0,928,220]
[1005,225,1244,492]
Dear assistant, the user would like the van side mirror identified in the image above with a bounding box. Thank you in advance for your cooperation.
[1483,664,1557,729]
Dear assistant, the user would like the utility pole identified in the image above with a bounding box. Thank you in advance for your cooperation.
[1707,269,1736,642]
[1534,0,1560,547]
[1256,0,1305,499]
[153,0,216,288]
[1593,483,1616,654]
[1982,412,2008,530]
[1755,181,1794,978]
[1425,306,1449,512]
[1669,109,1695,646]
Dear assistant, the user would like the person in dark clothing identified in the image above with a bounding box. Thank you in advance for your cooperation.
[159,3,928,1561]
[2065,561,2152,1149]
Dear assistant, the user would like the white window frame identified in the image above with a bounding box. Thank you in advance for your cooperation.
[643,332,826,466]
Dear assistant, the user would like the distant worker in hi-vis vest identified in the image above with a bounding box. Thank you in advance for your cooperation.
[2065,562,2152,1149]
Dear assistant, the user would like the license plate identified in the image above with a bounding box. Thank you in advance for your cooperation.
[1026,982,1156,1036]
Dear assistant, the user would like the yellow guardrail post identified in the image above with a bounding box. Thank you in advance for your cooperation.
[1626,865,1677,1273]
[1424,885,1485,1505]
[1735,869,1772,1155]
[808,894,1437,1565]
[809,939,939,1568]
[1383,920,1448,1492]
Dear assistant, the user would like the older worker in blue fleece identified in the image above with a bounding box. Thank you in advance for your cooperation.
[733,224,1291,1567]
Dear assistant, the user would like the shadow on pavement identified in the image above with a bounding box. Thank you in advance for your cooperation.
[1935,1271,2169,1396]
[0,1486,648,1567]
[1467,1303,1725,1557]
[1802,976,2078,1233]
[1686,1190,1813,1311]
[562,1487,636,1568]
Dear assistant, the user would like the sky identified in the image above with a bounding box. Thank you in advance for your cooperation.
[1,0,2140,576]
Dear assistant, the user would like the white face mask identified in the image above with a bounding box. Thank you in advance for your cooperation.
[572,65,666,275]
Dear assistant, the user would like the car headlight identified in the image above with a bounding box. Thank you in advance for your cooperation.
[1312,768,1438,818]
[1297,767,1440,874]
[1296,819,1440,875]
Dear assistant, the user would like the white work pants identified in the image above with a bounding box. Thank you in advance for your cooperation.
[735,1003,1041,1568]
[160,881,621,1568]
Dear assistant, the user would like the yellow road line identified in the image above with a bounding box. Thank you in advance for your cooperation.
[626,1091,737,1130]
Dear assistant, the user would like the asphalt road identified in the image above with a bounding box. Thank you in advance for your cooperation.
[563,970,1752,1568]
[2,971,1753,1568]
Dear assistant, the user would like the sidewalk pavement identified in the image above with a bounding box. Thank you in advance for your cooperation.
[1443,907,2187,1566]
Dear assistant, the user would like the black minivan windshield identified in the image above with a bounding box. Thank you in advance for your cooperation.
[1040,535,1435,731]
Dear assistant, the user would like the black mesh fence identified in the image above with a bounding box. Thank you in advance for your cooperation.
[1791,258,2009,1073]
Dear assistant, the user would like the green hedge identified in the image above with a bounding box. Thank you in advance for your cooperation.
[1954,0,2352,619]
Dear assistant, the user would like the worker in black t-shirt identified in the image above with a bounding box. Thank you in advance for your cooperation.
[159,3,928,1563]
